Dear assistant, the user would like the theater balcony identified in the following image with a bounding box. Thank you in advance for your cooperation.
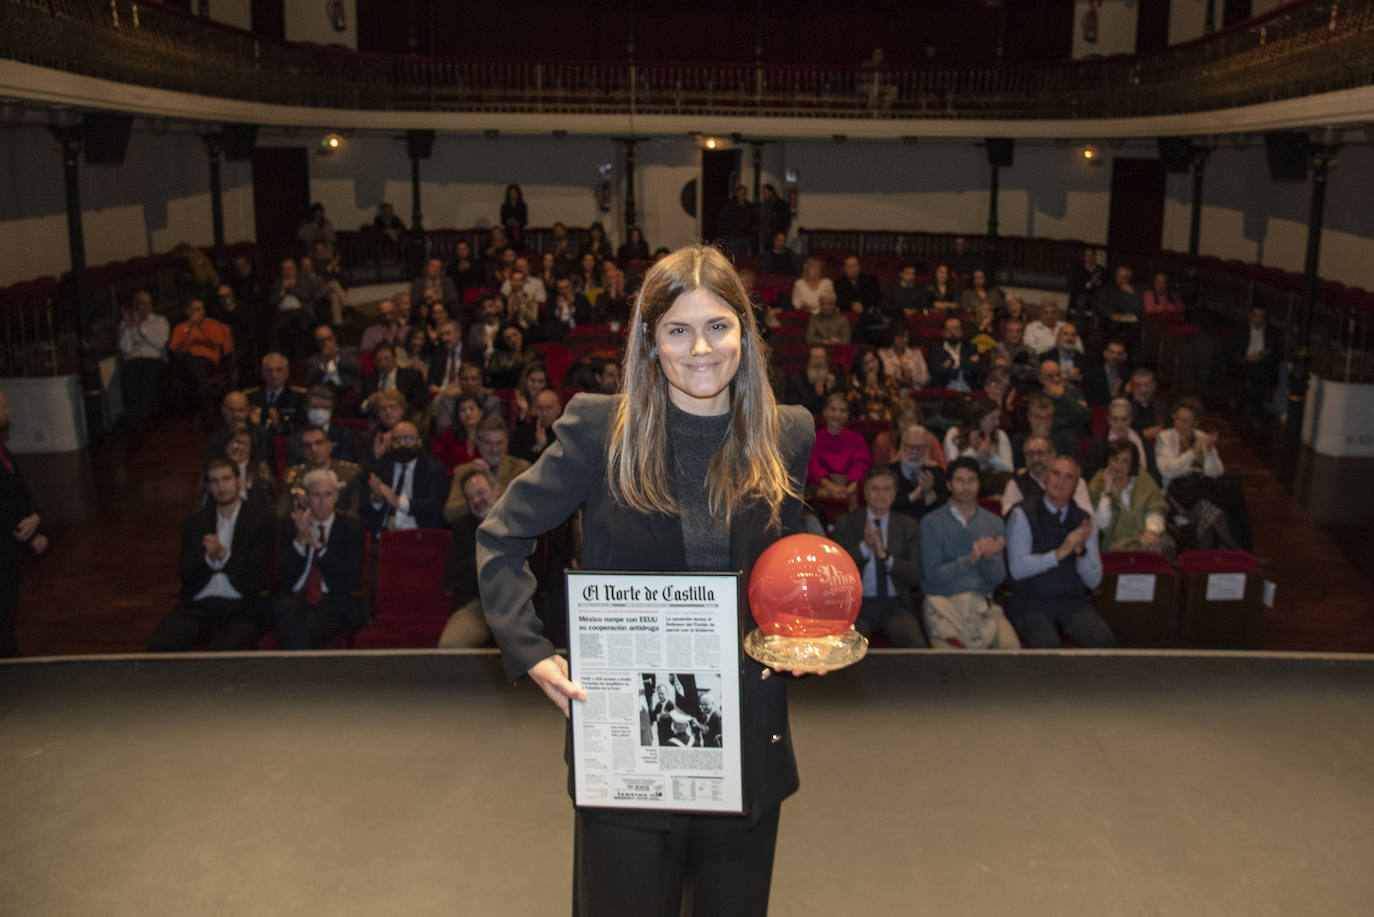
[1,0,1373,137]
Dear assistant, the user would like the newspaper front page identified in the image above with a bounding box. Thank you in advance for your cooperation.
[567,571,743,814]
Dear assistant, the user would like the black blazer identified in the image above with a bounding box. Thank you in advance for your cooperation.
[1082,364,1129,407]
[889,461,949,521]
[274,513,366,624]
[834,273,882,311]
[361,367,427,411]
[178,502,273,599]
[928,340,984,390]
[478,394,814,827]
[1041,347,1088,378]
[304,349,363,393]
[832,508,922,611]
[245,386,306,434]
[427,345,484,389]
[0,450,36,567]
[364,455,449,532]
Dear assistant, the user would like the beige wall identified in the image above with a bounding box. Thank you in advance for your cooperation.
[5,127,1373,292]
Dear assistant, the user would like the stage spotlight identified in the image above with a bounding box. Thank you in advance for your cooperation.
[1080,143,1100,162]
[704,137,718,150]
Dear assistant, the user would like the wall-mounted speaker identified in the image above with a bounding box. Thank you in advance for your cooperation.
[1264,131,1310,182]
[81,113,133,165]
[985,138,1014,168]
[406,129,435,160]
[222,124,258,161]
[1157,137,1193,173]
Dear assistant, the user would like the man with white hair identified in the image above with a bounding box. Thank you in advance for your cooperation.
[271,467,367,649]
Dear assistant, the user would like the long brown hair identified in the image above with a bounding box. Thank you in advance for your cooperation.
[608,244,798,527]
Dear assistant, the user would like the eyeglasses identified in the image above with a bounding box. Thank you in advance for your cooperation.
[392,434,418,444]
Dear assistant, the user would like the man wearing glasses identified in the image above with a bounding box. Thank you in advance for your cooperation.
[365,420,448,535]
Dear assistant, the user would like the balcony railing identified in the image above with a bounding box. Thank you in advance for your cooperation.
[2,0,1373,120]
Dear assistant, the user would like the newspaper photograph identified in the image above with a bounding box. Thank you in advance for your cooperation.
[567,571,743,814]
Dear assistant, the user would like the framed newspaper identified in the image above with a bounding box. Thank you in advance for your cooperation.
[566,571,744,814]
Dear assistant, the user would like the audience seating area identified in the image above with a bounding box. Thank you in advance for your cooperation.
[1,223,1302,653]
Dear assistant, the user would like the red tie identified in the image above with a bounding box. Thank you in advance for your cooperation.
[301,524,325,605]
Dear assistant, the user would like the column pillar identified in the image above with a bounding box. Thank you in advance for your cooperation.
[52,125,90,336]
[204,131,226,266]
[1284,141,1338,446]
[623,138,638,236]
[1186,144,1210,314]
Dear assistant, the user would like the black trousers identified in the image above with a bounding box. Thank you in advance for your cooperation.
[147,596,261,651]
[573,807,780,917]
[271,591,357,649]
[178,354,219,417]
[121,358,165,425]
[0,556,20,658]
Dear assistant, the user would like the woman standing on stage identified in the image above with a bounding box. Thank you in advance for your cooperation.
[478,244,814,916]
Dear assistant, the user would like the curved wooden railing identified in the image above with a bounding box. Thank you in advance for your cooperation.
[2,0,1373,120]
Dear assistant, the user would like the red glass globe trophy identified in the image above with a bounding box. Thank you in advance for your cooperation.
[744,533,868,673]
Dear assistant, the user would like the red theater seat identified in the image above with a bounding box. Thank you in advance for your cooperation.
[353,528,454,649]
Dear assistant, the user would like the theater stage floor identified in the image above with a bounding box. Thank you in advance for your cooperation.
[3,652,1371,916]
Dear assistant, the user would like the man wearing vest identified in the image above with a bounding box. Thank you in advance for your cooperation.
[1005,455,1115,649]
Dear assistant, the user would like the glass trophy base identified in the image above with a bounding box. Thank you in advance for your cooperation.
[743,627,868,673]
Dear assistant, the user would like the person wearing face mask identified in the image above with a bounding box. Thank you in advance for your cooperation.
[364,420,448,535]
[444,417,531,522]
[285,386,358,466]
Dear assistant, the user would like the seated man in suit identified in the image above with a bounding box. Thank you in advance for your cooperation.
[929,316,984,392]
[438,467,502,649]
[205,390,269,462]
[358,298,409,355]
[271,468,368,649]
[431,361,503,434]
[364,420,448,535]
[305,324,362,397]
[919,457,1017,649]
[511,388,562,463]
[833,466,927,647]
[244,351,305,434]
[1035,357,1092,440]
[1228,305,1282,417]
[360,342,426,414]
[1039,322,1088,387]
[428,318,477,395]
[411,257,458,308]
[1001,434,1093,518]
[444,416,531,523]
[1126,367,1169,440]
[889,423,948,521]
[785,346,839,415]
[285,385,358,466]
[1080,396,1156,482]
[835,255,882,313]
[1011,393,1078,468]
[1005,455,1114,649]
[278,424,363,519]
[541,275,592,344]
[148,458,274,651]
[1082,339,1130,407]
